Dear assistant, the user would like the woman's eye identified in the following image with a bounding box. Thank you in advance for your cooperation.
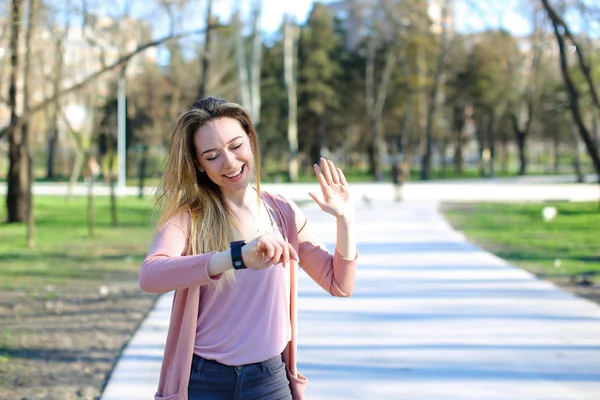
[232,143,242,150]
[206,154,217,161]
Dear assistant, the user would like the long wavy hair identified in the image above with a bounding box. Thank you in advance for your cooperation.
[154,97,262,286]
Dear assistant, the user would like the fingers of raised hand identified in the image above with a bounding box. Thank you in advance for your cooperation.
[320,158,334,185]
[337,167,347,186]
[313,163,327,188]
[327,160,340,184]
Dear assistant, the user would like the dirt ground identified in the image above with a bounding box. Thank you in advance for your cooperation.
[0,281,157,400]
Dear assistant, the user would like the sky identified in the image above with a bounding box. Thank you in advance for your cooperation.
[145,0,536,65]
[212,0,332,34]
[89,0,596,40]
[109,0,595,65]
[210,0,535,37]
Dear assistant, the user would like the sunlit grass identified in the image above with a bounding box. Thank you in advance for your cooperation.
[443,201,600,281]
[0,195,156,291]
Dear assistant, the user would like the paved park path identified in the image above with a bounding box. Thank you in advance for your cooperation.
[101,197,600,400]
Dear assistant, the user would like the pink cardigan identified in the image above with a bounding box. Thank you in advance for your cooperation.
[139,193,358,400]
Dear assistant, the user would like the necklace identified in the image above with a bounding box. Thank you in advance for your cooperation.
[253,201,278,235]
[245,199,267,234]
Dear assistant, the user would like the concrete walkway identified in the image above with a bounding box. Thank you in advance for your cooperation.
[101,198,600,400]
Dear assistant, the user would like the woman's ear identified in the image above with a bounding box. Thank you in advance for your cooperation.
[194,158,204,173]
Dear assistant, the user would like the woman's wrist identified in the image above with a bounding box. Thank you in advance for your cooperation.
[336,213,355,226]
[207,250,234,276]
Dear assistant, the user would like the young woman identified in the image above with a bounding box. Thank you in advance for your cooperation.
[139,97,358,400]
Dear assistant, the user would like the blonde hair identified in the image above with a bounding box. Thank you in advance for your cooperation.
[154,97,262,287]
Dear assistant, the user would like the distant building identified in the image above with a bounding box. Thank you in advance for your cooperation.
[0,11,156,178]
[0,12,155,132]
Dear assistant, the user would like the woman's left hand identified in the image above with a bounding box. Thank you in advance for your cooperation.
[309,158,354,219]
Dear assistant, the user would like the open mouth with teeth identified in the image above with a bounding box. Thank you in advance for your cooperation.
[223,165,245,181]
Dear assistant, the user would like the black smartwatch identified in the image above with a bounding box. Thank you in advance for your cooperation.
[230,240,247,270]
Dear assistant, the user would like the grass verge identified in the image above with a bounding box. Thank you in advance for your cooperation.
[442,201,600,301]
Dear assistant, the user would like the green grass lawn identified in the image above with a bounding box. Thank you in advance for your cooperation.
[442,201,600,282]
[0,195,157,292]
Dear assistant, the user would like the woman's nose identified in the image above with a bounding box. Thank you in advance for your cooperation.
[222,151,235,167]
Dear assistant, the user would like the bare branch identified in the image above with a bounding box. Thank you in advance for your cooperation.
[0,23,222,140]
[542,0,600,111]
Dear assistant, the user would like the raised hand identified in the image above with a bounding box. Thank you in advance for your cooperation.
[309,158,354,219]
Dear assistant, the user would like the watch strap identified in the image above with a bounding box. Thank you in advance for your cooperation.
[230,240,247,270]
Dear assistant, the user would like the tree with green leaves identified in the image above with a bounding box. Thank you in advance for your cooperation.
[297,3,341,171]
[464,30,522,177]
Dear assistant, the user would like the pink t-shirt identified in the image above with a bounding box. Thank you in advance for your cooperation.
[194,259,291,365]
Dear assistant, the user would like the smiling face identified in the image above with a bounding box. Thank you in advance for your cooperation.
[193,117,255,198]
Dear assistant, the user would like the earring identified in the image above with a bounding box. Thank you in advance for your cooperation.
[199,169,204,173]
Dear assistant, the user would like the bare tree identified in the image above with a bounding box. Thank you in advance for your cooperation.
[234,1,262,124]
[511,1,544,176]
[22,0,39,245]
[6,0,26,223]
[365,35,396,181]
[284,14,299,182]
[43,3,70,181]
[364,0,406,181]
[421,0,450,180]
[1,22,220,221]
[198,0,214,99]
[0,25,221,141]
[541,0,600,181]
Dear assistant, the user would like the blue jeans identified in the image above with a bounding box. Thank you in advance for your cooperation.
[188,354,293,400]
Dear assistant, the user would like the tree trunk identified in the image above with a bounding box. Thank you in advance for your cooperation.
[67,149,84,202]
[399,43,413,171]
[138,145,149,199]
[88,173,95,237]
[453,106,466,174]
[284,15,299,183]
[500,137,508,175]
[542,0,600,181]
[421,0,449,181]
[234,10,250,110]
[511,114,528,176]
[46,22,66,180]
[234,5,262,124]
[486,112,496,178]
[108,154,118,227]
[249,4,262,125]
[570,123,583,183]
[474,114,487,177]
[311,116,325,166]
[440,137,449,179]
[593,108,599,153]
[371,117,384,181]
[46,117,59,180]
[365,35,395,182]
[197,0,213,99]
[553,130,560,174]
[402,95,414,164]
[6,0,27,223]
[23,0,38,246]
